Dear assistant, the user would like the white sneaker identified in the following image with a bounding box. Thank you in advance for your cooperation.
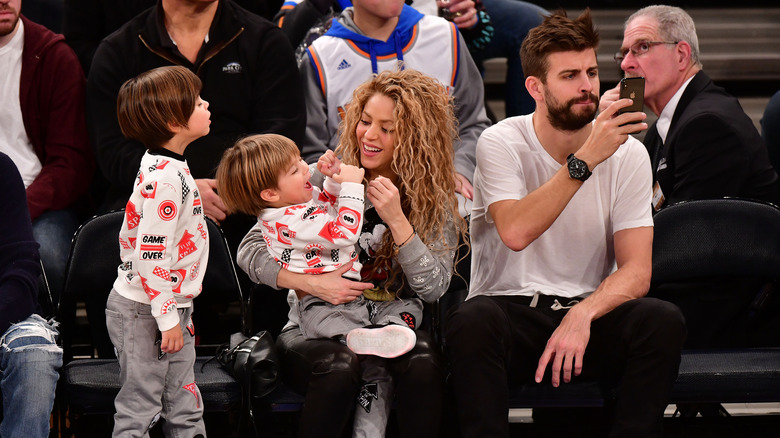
[346,325,417,358]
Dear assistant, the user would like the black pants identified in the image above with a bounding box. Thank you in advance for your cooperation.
[445,295,686,438]
[277,326,444,437]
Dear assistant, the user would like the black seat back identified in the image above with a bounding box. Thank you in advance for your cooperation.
[59,210,245,361]
[652,199,780,284]
[60,211,124,361]
[651,199,780,348]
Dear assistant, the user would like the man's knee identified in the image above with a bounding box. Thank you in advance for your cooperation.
[629,298,687,349]
[1,316,62,365]
[637,297,685,328]
[445,296,506,352]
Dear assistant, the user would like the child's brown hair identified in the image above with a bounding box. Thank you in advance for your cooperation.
[217,134,301,216]
[117,65,202,149]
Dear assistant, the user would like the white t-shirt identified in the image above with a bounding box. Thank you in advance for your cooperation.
[468,114,653,300]
[0,20,42,188]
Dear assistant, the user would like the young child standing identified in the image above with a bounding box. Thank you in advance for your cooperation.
[217,133,417,357]
[107,65,211,437]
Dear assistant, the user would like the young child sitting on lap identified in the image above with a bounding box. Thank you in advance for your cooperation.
[107,65,211,437]
[217,134,417,357]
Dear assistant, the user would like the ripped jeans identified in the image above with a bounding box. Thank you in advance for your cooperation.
[0,314,62,438]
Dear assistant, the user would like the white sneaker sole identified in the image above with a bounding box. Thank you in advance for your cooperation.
[346,325,417,358]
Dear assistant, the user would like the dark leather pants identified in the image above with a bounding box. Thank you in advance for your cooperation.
[277,326,444,437]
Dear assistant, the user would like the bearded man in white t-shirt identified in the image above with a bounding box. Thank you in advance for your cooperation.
[446,9,686,438]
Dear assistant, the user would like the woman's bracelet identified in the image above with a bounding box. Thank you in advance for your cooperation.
[393,228,416,252]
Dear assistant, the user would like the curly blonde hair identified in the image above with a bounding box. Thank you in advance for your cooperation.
[336,69,468,286]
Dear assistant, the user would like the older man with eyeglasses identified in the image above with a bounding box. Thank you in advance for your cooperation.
[601,5,778,211]
[600,4,780,420]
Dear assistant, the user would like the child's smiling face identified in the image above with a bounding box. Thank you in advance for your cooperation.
[268,156,313,207]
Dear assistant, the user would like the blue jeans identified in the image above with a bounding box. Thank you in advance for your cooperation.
[32,208,79,303]
[0,314,62,438]
[761,90,780,173]
[472,0,548,117]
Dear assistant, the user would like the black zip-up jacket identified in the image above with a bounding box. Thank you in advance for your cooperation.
[63,0,283,74]
[0,153,41,336]
[87,0,305,210]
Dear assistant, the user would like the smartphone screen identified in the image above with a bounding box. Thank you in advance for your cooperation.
[618,77,645,115]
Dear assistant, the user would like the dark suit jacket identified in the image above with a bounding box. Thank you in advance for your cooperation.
[645,71,779,208]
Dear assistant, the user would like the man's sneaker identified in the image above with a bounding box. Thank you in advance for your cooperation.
[346,325,416,358]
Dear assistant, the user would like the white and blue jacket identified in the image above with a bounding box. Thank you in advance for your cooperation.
[300,5,490,181]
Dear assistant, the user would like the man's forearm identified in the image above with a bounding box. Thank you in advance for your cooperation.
[573,267,650,322]
[491,166,583,251]
[572,226,653,321]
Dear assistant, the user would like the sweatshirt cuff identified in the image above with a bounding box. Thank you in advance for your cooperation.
[339,182,365,198]
[261,252,283,289]
[156,311,180,332]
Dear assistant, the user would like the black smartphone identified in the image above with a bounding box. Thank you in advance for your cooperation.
[618,77,645,116]
[155,329,166,360]
[439,7,456,21]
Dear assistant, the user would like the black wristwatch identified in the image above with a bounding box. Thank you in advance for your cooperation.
[566,154,591,182]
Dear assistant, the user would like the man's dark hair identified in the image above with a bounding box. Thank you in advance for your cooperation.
[520,9,600,83]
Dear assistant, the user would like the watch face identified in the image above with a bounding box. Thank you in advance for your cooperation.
[567,155,590,181]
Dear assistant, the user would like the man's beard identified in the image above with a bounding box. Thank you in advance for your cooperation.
[0,5,19,38]
[545,90,599,132]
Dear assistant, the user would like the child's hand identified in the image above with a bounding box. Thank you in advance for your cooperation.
[333,164,365,184]
[317,150,342,178]
[161,325,184,354]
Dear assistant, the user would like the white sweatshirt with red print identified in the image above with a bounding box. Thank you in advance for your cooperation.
[259,178,363,279]
[113,150,209,331]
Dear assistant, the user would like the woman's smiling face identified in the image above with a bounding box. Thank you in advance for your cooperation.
[356,93,397,180]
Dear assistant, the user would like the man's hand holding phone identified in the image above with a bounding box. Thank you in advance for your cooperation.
[618,77,645,118]
[600,77,646,133]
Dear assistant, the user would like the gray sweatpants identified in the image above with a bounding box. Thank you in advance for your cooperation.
[297,295,423,341]
[106,290,205,437]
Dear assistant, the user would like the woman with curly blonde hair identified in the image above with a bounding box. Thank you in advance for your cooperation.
[332,67,468,297]
[237,68,467,437]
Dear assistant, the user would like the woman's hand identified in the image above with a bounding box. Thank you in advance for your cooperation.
[367,176,416,247]
[454,172,474,200]
[317,150,342,178]
[292,263,373,305]
[367,176,406,226]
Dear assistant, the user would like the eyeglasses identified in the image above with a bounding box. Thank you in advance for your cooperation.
[614,40,678,63]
